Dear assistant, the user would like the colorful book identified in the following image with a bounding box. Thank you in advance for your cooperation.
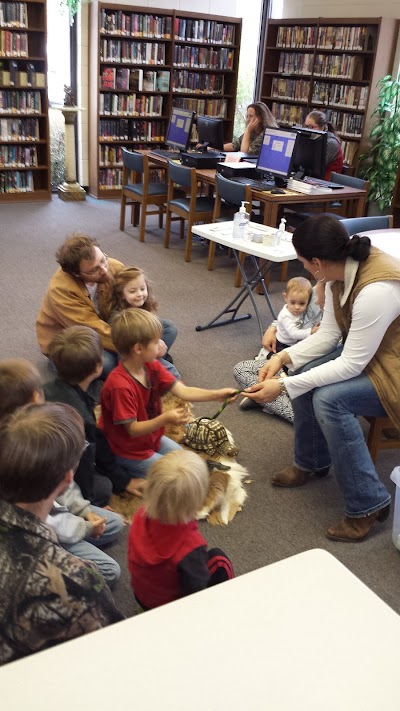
[129,68,143,92]
[143,71,156,91]
[116,67,129,90]
[156,71,170,92]
[101,67,116,90]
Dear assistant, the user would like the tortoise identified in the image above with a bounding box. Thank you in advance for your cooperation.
[181,392,241,458]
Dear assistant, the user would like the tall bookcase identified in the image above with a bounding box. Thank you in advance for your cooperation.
[259,17,399,170]
[0,0,50,202]
[88,2,241,198]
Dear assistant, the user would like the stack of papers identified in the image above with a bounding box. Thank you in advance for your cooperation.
[287,178,332,194]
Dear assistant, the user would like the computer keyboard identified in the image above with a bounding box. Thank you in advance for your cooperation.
[231,176,275,191]
[150,149,182,161]
[303,176,345,189]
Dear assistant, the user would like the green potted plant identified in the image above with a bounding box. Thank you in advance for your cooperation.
[359,72,400,211]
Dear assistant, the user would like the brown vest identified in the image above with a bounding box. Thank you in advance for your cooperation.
[331,248,400,427]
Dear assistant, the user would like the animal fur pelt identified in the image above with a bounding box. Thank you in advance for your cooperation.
[109,392,248,525]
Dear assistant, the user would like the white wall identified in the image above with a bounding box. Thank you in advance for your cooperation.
[279,1,399,18]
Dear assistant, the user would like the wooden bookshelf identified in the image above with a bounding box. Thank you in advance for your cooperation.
[259,17,399,170]
[89,2,241,198]
[0,0,50,201]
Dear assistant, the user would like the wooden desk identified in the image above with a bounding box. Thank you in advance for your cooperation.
[192,221,296,338]
[1,550,400,710]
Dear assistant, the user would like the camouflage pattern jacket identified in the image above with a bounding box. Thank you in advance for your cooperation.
[0,500,124,666]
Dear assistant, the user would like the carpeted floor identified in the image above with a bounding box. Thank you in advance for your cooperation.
[1,195,399,618]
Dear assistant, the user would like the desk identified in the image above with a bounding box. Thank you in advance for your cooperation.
[362,228,400,256]
[1,550,400,710]
[192,221,296,339]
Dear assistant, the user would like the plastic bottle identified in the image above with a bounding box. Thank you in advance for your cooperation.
[273,217,286,248]
[232,201,249,239]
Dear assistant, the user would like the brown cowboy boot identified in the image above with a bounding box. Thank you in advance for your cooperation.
[272,464,330,488]
[326,504,390,542]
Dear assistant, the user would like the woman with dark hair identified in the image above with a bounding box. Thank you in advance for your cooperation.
[224,102,278,154]
[245,214,400,541]
[304,110,344,179]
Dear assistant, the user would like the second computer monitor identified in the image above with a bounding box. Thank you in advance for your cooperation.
[256,127,298,184]
[196,115,224,152]
[291,127,328,179]
[166,107,195,151]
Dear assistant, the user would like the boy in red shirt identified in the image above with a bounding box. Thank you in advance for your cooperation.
[128,449,234,609]
[99,308,237,496]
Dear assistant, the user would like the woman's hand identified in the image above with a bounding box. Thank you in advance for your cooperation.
[244,379,282,404]
[258,355,283,382]
[245,115,260,134]
[262,325,277,353]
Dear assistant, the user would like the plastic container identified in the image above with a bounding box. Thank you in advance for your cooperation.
[390,467,400,550]
[273,217,286,248]
[233,201,249,239]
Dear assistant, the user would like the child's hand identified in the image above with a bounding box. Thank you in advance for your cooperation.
[215,388,241,403]
[157,339,168,358]
[311,323,320,334]
[165,405,192,425]
[88,515,107,538]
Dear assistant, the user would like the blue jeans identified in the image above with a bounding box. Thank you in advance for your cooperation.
[62,506,123,587]
[292,350,391,517]
[102,318,178,378]
[116,435,182,478]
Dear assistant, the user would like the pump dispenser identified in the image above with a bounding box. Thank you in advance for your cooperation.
[233,201,249,239]
[273,217,286,248]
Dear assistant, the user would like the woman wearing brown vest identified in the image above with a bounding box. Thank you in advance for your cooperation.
[244,215,398,542]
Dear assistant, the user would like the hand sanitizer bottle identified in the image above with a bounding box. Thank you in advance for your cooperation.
[273,217,286,248]
[233,201,249,239]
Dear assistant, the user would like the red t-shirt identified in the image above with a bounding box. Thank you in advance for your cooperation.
[99,361,176,460]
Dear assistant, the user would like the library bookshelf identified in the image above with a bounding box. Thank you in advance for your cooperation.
[259,17,399,170]
[0,0,50,202]
[88,2,241,198]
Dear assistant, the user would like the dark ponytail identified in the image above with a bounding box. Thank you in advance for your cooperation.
[292,215,371,263]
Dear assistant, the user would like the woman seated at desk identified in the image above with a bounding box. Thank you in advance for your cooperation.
[304,110,344,180]
[224,102,278,155]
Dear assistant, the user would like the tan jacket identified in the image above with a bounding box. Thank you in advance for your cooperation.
[36,257,124,354]
[331,248,400,428]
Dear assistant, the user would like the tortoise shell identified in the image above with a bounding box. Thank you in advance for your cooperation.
[182,417,239,457]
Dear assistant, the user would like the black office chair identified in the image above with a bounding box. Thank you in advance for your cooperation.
[164,160,215,262]
[119,149,168,242]
[340,215,393,235]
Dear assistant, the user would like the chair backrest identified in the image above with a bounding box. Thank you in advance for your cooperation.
[340,215,394,235]
[122,148,144,173]
[167,159,195,189]
[330,172,368,191]
[216,173,251,207]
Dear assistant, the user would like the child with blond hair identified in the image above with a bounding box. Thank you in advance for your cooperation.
[128,450,234,609]
[100,308,237,496]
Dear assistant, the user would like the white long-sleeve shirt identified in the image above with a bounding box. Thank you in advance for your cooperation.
[284,260,400,400]
[276,305,314,345]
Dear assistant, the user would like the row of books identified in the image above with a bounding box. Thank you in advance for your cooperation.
[275,24,375,52]
[100,67,170,92]
[173,46,234,70]
[172,71,224,95]
[0,116,39,139]
[278,53,314,75]
[100,39,166,65]
[99,118,165,142]
[0,2,28,29]
[99,168,123,190]
[0,143,37,166]
[174,18,236,45]
[271,102,307,126]
[312,82,368,110]
[0,168,33,192]
[100,9,172,39]
[173,97,228,118]
[324,109,363,137]
[271,78,310,102]
[341,140,358,165]
[0,89,41,113]
[0,29,28,57]
[0,61,45,87]
[100,92,163,117]
[99,144,123,166]
[313,54,364,81]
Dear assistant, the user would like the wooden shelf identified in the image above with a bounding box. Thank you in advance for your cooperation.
[89,2,241,198]
[258,17,399,169]
[0,0,50,201]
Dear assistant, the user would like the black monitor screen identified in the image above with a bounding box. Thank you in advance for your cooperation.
[196,115,224,151]
[256,127,298,179]
[166,107,195,150]
[291,127,328,179]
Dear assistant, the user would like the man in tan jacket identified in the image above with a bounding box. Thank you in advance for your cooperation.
[36,233,177,375]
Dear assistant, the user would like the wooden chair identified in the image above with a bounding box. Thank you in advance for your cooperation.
[340,214,393,235]
[366,416,400,462]
[119,149,168,242]
[209,173,252,286]
[164,160,215,262]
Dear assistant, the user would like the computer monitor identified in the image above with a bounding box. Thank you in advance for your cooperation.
[256,127,298,186]
[196,115,224,152]
[165,107,195,151]
[291,127,328,179]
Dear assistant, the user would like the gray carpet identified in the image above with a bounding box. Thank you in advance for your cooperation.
[1,196,399,617]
